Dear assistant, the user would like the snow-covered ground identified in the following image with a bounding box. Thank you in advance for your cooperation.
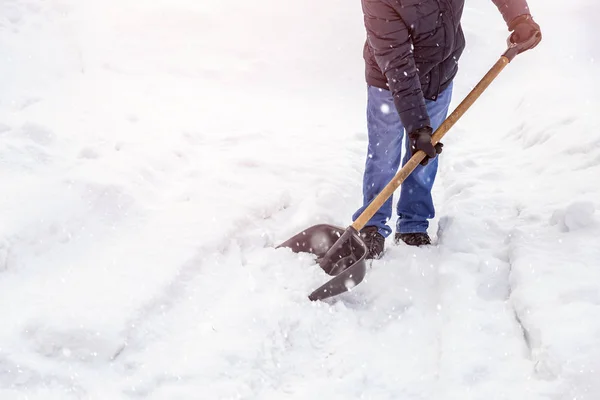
[1,0,599,398]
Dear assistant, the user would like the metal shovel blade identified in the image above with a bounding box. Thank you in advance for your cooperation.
[277,224,368,301]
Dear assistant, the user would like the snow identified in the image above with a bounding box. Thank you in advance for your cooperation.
[1,0,599,399]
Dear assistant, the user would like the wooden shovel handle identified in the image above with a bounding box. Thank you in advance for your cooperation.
[352,54,512,232]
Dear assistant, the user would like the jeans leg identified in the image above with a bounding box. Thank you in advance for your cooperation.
[396,82,454,234]
[352,86,404,238]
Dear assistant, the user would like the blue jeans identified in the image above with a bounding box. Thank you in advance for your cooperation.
[352,82,453,238]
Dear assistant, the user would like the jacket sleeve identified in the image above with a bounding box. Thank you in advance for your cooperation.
[362,1,430,133]
[491,0,531,26]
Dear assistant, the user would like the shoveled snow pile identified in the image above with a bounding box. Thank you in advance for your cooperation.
[1,0,598,399]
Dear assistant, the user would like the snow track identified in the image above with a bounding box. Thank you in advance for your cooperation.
[1,0,599,399]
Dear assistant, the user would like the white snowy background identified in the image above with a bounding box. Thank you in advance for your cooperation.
[1,0,599,399]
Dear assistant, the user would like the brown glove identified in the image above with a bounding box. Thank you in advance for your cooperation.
[508,14,542,53]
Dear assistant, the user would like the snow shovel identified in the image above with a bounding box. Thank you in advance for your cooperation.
[278,38,539,302]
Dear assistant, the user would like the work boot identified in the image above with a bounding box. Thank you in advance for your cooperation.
[359,226,385,259]
[395,232,431,247]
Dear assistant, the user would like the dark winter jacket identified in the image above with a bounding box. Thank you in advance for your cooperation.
[362,0,531,132]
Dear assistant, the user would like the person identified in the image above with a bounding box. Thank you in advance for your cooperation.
[354,0,541,258]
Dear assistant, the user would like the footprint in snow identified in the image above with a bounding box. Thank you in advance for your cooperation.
[78,147,100,159]
[21,122,55,146]
[549,201,596,232]
[22,324,124,364]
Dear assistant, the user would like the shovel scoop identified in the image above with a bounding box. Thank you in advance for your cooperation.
[277,40,537,302]
[277,224,368,301]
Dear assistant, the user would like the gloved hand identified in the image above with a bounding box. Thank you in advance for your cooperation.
[508,14,542,53]
[408,126,443,166]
